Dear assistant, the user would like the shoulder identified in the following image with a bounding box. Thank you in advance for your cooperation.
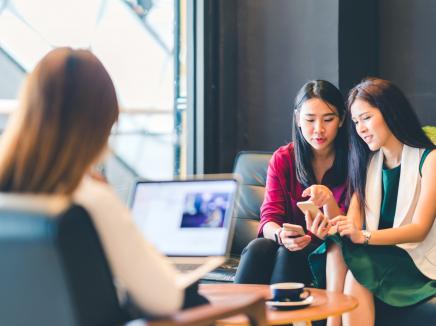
[271,143,295,166]
[73,178,136,247]
[421,149,436,176]
[267,143,295,176]
[267,143,297,185]
[75,177,118,201]
[73,177,128,217]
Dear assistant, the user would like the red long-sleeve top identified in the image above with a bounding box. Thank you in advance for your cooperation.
[258,143,347,237]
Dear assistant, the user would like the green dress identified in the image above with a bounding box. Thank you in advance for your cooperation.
[309,149,436,307]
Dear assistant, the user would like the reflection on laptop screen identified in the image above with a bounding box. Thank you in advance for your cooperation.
[131,179,237,256]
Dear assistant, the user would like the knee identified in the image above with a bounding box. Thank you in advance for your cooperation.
[344,270,360,295]
[276,245,304,258]
[241,237,277,257]
[327,243,346,267]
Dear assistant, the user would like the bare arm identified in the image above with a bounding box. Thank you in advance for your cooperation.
[334,150,436,245]
[346,194,364,228]
[367,150,436,245]
[323,195,343,220]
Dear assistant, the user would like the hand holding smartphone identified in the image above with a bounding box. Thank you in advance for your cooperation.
[296,200,322,217]
[297,200,338,237]
[282,223,305,236]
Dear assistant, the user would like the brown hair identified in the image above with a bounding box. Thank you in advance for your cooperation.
[0,48,118,195]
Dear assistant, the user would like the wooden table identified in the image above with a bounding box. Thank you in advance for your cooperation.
[200,284,358,326]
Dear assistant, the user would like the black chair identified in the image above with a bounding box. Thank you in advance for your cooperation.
[230,151,436,325]
[201,152,272,283]
[231,151,273,256]
[0,205,129,326]
[0,204,267,326]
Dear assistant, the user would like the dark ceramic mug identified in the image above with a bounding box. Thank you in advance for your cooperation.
[270,282,311,302]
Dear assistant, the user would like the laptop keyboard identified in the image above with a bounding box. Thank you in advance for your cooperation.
[201,257,239,282]
[219,257,239,269]
[175,264,201,274]
[202,269,236,282]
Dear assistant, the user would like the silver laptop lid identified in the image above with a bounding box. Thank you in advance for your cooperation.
[130,178,238,257]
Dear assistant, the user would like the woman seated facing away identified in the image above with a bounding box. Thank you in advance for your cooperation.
[312,78,436,326]
[235,80,348,285]
[0,48,187,317]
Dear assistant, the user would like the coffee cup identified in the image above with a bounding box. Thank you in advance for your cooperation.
[270,282,311,302]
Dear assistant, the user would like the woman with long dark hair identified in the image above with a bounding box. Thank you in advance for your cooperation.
[318,78,436,326]
[235,80,348,285]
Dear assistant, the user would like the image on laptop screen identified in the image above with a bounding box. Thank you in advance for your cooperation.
[130,179,237,257]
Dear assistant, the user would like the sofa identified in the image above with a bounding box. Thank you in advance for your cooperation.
[229,151,436,326]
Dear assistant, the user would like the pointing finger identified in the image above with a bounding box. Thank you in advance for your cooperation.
[302,187,312,198]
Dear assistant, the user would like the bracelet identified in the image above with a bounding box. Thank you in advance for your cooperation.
[362,230,371,245]
[274,228,283,245]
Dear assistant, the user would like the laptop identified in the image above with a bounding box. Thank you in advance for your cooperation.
[130,177,238,288]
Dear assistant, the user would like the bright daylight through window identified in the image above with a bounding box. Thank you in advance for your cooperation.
[0,0,188,197]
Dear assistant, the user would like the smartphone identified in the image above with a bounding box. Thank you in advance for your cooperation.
[282,223,305,236]
[296,200,322,217]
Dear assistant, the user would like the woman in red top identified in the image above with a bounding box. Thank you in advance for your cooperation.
[235,80,348,285]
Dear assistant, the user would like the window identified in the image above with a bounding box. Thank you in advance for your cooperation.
[0,0,189,183]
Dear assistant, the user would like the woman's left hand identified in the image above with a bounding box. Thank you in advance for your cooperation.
[302,185,334,207]
[330,215,363,243]
[305,211,331,240]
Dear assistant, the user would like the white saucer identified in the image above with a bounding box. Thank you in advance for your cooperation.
[265,295,314,309]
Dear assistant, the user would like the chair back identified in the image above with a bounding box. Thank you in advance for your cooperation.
[231,151,272,255]
[0,205,128,326]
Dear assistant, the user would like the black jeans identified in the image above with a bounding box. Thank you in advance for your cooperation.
[234,238,314,285]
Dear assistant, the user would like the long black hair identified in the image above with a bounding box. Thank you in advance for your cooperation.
[292,80,348,187]
[347,77,435,214]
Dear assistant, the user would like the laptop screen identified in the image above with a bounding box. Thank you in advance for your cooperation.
[131,179,238,256]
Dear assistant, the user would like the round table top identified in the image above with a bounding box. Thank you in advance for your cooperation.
[200,283,358,325]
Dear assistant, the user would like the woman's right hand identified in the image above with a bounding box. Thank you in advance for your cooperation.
[331,215,362,243]
[280,229,311,251]
[302,185,334,207]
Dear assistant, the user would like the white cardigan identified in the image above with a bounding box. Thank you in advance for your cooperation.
[365,145,436,279]
[0,177,184,316]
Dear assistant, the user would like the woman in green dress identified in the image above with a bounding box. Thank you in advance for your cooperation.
[321,78,436,326]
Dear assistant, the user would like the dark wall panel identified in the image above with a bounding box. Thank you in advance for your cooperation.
[378,0,436,125]
[338,0,378,94]
[204,0,436,173]
[203,0,239,173]
[236,0,339,152]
